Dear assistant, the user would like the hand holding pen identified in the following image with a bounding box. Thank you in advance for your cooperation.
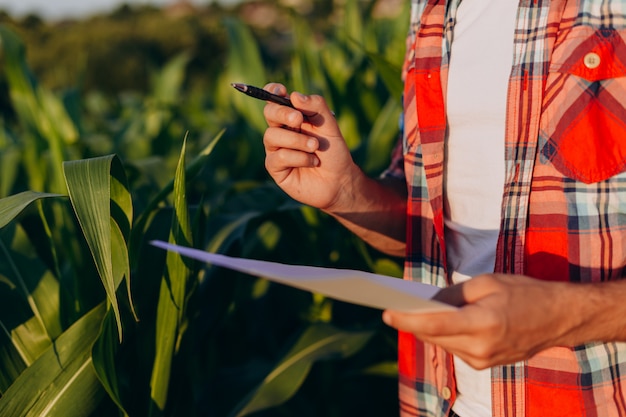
[249,81,358,212]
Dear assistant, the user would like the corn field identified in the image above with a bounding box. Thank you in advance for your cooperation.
[0,1,408,415]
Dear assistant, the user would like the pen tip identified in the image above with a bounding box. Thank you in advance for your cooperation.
[231,82,245,92]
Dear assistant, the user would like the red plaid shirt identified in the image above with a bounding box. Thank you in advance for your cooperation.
[383,0,626,416]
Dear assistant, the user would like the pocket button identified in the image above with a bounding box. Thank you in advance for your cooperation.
[584,52,601,69]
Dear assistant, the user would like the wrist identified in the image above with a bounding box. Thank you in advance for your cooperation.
[320,163,367,215]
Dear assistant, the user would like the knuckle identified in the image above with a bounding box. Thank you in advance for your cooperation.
[484,309,505,330]
[263,128,278,147]
[309,94,326,107]
[263,103,274,120]
[264,156,272,172]
[468,357,492,370]
[264,83,284,94]
[473,342,497,362]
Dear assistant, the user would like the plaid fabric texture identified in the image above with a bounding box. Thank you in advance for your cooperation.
[383,0,626,416]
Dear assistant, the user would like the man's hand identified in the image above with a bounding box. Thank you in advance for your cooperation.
[261,82,408,256]
[382,274,618,369]
[262,83,360,212]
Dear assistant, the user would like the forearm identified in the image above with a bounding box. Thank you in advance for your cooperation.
[557,279,626,345]
[323,174,407,257]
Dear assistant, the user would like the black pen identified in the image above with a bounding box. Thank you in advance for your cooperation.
[231,83,295,108]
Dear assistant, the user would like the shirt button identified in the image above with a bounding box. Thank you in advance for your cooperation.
[584,52,601,69]
[441,386,452,400]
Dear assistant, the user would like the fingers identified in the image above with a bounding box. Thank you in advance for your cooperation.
[264,101,304,129]
[264,127,318,153]
[262,84,336,132]
[262,85,340,175]
[264,127,320,174]
[263,82,333,121]
[288,92,336,126]
[383,310,469,337]
[263,83,301,128]
[382,308,506,369]
[263,82,287,97]
[265,148,321,181]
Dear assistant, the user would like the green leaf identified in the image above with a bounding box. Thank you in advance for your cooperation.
[290,15,328,96]
[0,303,107,417]
[0,137,21,199]
[0,231,63,360]
[361,361,398,378]
[0,191,63,230]
[91,308,129,416]
[365,49,404,100]
[205,211,261,254]
[0,25,78,193]
[130,129,224,266]
[63,155,134,341]
[150,137,193,414]
[362,98,402,174]
[233,324,373,417]
[151,52,191,105]
[223,18,268,133]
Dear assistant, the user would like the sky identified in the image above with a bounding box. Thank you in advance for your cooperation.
[0,0,240,20]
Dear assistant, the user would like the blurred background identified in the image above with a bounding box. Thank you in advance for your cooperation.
[0,0,240,20]
[0,1,409,416]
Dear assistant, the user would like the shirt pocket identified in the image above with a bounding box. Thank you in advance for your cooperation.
[539,26,626,183]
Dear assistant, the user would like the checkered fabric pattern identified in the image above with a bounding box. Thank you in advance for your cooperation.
[382,0,626,416]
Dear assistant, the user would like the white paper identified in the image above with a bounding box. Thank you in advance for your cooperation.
[151,241,455,313]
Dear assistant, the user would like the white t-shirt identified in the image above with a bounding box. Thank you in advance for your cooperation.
[445,0,518,416]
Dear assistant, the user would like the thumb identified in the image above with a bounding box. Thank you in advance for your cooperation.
[432,283,467,307]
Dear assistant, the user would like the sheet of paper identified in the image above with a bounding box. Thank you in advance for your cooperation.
[151,241,455,313]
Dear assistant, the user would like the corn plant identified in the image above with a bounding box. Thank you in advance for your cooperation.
[0,1,407,415]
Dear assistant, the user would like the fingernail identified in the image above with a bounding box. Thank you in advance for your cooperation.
[312,155,320,167]
[306,138,317,150]
[293,92,307,101]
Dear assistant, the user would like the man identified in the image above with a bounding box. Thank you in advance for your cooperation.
[262,0,626,416]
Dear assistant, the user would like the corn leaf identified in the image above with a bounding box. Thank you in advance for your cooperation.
[63,155,134,341]
[150,137,193,414]
[0,138,20,198]
[290,15,328,96]
[0,195,66,391]
[0,303,106,417]
[233,324,373,417]
[361,361,398,378]
[362,97,401,174]
[364,49,404,100]
[222,18,267,133]
[0,234,62,365]
[0,25,78,193]
[91,308,129,416]
[151,52,191,105]
[130,129,224,266]
[0,191,62,230]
